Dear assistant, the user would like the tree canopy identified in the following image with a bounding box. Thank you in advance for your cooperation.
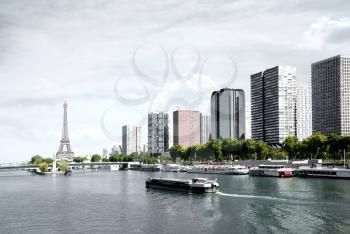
[57,161,68,172]
[38,162,48,172]
[91,154,102,162]
[73,156,87,163]
[109,154,133,162]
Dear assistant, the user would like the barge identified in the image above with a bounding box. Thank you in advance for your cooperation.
[145,177,219,193]
[297,166,350,179]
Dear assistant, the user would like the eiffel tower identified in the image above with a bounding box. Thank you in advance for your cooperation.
[56,101,74,161]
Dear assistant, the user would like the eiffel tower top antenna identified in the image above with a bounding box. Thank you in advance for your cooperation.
[62,100,69,140]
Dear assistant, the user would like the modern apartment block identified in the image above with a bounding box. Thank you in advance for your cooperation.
[200,113,211,144]
[173,110,200,148]
[210,88,245,140]
[251,66,296,144]
[122,125,141,154]
[312,55,350,136]
[245,102,252,139]
[148,112,169,156]
[296,81,312,140]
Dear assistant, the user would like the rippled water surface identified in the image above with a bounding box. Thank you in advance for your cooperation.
[1,170,350,234]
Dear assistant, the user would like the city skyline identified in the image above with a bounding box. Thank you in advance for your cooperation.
[2,0,350,162]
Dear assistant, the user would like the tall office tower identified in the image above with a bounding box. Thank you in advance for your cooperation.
[148,112,169,156]
[122,125,141,154]
[111,145,119,154]
[173,110,200,148]
[245,102,252,139]
[312,55,350,136]
[251,66,296,144]
[200,113,211,144]
[296,81,312,140]
[102,148,110,158]
[210,88,245,140]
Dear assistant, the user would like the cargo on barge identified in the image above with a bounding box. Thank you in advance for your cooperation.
[145,177,219,193]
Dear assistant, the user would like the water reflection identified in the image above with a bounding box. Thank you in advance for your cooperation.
[1,171,350,233]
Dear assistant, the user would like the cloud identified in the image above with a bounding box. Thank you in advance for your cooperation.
[300,17,350,49]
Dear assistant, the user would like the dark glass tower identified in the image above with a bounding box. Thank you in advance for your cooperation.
[210,88,245,140]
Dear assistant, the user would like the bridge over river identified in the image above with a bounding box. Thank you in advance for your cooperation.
[0,162,141,171]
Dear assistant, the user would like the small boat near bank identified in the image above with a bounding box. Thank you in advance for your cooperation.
[162,164,181,172]
[187,166,249,175]
[146,177,219,193]
[249,165,295,177]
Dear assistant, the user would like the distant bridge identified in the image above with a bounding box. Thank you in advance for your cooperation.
[0,161,141,171]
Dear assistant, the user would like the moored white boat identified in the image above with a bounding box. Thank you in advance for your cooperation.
[100,164,120,171]
[140,164,162,171]
[162,164,181,172]
[249,165,294,177]
[187,165,249,175]
[179,165,192,172]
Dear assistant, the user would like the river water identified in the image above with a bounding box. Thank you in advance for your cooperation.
[1,170,350,234]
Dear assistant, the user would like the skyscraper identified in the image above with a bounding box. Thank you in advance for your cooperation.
[148,112,169,156]
[251,66,296,144]
[102,148,110,159]
[122,125,141,154]
[245,102,252,139]
[210,88,245,140]
[296,80,312,140]
[200,113,210,144]
[173,110,200,148]
[312,55,350,136]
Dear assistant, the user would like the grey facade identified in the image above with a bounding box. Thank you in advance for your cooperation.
[245,102,251,139]
[200,114,211,144]
[251,66,296,144]
[122,125,141,155]
[148,112,169,156]
[210,88,245,140]
[312,55,350,136]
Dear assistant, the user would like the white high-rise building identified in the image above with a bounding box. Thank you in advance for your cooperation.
[312,55,350,136]
[200,113,210,144]
[245,102,251,139]
[251,66,296,144]
[296,81,312,140]
[102,148,110,158]
[122,125,141,154]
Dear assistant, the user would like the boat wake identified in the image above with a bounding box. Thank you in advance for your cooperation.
[217,191,287,201]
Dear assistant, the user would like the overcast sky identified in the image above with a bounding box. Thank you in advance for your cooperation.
[1,0,350,163]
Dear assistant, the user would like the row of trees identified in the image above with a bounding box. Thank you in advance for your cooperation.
[169,139,284,162]
[169,133,350,162]
[108,153,171,164]
[30,155,69,172]
[282,133,350,160]
[30,155,54,164]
